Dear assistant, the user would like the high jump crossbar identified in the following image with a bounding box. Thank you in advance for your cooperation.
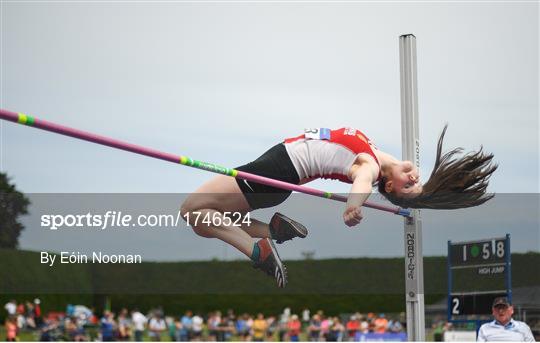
[0,108,411,217]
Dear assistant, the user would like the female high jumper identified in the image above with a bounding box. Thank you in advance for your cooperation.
[181,126,496,288]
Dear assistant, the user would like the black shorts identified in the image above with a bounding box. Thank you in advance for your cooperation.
[235,143,300,210]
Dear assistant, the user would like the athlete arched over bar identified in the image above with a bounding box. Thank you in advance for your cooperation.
[181,126,497,287]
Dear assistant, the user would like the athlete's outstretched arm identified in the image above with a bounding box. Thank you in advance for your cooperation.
[343,164,375,227]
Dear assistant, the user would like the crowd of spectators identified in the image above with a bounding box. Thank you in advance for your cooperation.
[3,299,42,341]
[4,300,405,341]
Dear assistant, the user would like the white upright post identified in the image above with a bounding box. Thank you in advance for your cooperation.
[399,34,425,341]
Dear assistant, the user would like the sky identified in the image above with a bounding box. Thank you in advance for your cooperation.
[1,1,538,261]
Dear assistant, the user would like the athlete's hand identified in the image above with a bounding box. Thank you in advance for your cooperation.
[343,206,363,227]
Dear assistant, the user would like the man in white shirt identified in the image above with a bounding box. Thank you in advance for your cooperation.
[4,300,16,316]
[148,314,166,341]
[191,314,204,341]
[478,297,535,342]
[131,309,148,341]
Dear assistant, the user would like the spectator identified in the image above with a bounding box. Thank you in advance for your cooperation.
[366,312,376,332]
[207,311,222,341]
[100,311,116,342]
[252,313,268,342]
[245,314,254,339]
[64,316,87,341]
[73,305,93,327]
[191,313,204,341]
[329,317,345,342]
[25,301,36,329]
[278,311,289,341]
[302,308,311,328]
[117,308,132,341]
[266,315,278,341]
[66,304,75,317]
[16,302,25,317]
[287,314,302,342]
[359,314,369,334]
[387,316,403,334]
[165,316,176,341]
[5,316,18,342]
[173,317,182,341]
[34,298,43,327]
[236,313,252,341]
[148,313,166,341]
[346,315,360,340]
[308,314,322,341]
[131,308,147,342]
[40,317,61,341]
[90,307,99,325]
[179,310,193,341]
[75,316,89,341]
[220,313,236,342]
[15,302,25,331]
[478,297,535,342]
[4,300,16,317]
[432,320,445,342]
[321,315,333,341]
[373,314,388,334]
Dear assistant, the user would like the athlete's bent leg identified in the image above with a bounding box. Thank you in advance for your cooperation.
[180,175,260,256]
[181,175,301,288]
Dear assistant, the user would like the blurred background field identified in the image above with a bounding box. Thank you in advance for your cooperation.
[2,249,539,316]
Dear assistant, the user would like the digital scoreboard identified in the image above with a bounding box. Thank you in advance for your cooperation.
[447,235,511,322]
[449,238,507,267]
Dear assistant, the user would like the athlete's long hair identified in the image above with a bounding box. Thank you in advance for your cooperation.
[378,125,497,209]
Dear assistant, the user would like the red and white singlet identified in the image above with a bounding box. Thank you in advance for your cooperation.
[283,127,381,183]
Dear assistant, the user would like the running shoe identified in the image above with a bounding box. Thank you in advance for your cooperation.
[253,238,288,288]
[269,212,309,244]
